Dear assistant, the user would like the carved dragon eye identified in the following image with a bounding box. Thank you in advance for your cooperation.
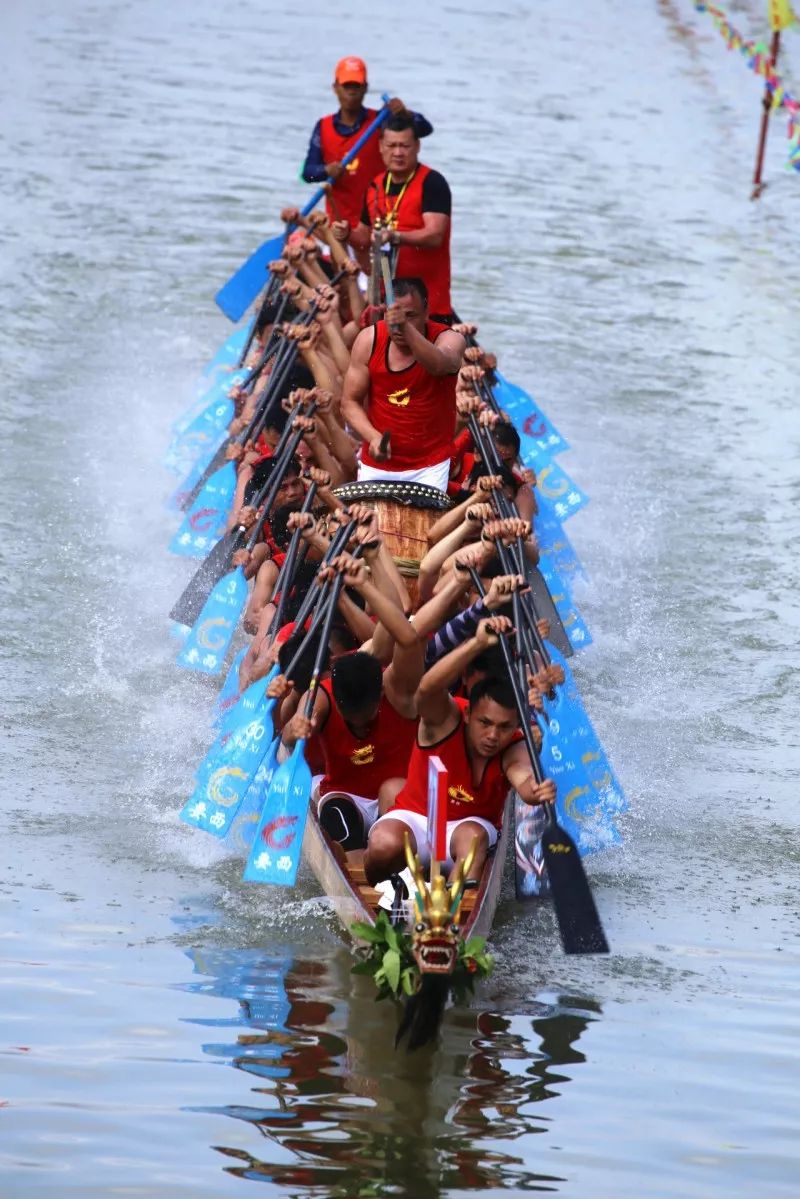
[415,923,425,933]
[451,924,459,934]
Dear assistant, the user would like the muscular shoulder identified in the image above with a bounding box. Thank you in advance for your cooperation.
[418,695,461,746]
[351,325,377,363]
[433,328,465,354]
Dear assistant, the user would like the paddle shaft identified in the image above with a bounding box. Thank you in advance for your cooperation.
[240,303,321,437]
[467,413,552,662]
[301,567,350,719]
[265,483,319,637]
[469,569,609,954]
[281,517,357,650]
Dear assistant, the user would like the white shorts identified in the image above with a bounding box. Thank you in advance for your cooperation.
[357,458,450,494]
[371,809,498,870]
[313,777,379,831]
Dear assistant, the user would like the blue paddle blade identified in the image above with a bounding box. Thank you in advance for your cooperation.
[191,324,251,405]
[197,678,279,781]
[165,381,239,476]
[215,234,286,323]
[539,733,624,854]
[221,742,281,851]
[194,700,272,792]
[492,370,570,457]
[534,473,589,525]
[541,641,627,824]
[535,507,586,582]
[537,558,593,653]
[167,429,228,511]
[169,370,242,448]
[166,395,237,473]
[187,738,280,841]
[218,664,279,738]
[213,647,249,727]
[181,711,277,836]
[169,462,237,558]
[176,566,248,675]
[243,742,313,885]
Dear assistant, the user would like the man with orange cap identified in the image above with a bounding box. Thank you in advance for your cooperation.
[301,57,432,229]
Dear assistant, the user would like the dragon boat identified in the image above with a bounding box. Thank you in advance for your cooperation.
[169,148,625,1042]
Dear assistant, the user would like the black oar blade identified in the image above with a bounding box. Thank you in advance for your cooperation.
[541,818,609,954]
[181,441,229,511]
[528,567,573,658]
[169,530,241,626]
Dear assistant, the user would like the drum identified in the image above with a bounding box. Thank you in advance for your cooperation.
[332,480,452,608]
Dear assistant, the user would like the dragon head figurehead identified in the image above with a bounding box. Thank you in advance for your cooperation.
[403,832,477,975]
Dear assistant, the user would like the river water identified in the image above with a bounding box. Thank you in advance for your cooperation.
[2,0,798,1195]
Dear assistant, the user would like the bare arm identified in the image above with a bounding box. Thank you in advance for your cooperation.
[501,740,555,807]
[416,617,510,727]
[394,211,449,250]
[340,327,382,447]
[417,520,476,605]
[396,319,464,377]
[243,558,279,635]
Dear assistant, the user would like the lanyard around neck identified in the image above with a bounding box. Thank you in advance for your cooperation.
[383,168,417,226]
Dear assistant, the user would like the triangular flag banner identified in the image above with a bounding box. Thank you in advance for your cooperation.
[768,0,795,31]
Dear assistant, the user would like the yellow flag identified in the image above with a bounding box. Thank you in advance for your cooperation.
[768,0,795,30]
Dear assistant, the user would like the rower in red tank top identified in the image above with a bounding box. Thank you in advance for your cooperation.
[340,277,466,493]
[316,675,417,799]
[364,617,557,886]
[393,695,519,829]
[301,59,433,229]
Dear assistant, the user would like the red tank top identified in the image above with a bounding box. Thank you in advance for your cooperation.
[319,110,385,229]
[393,698,521,829]
[365,164,452,315]
[317,676,417,797]
[360,321,457,471]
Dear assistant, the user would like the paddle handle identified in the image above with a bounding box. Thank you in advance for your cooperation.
[302,568,349,717]
[299,97,391,219]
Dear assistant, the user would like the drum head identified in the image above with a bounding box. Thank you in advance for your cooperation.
[332,480,452,511]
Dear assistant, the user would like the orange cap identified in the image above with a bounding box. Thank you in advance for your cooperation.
[334,56,367,85]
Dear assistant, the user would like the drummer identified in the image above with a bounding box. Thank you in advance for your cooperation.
[339,276,465,493]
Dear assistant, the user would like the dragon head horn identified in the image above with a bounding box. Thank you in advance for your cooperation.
[448,835,479,917]
[403,832,429,922]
